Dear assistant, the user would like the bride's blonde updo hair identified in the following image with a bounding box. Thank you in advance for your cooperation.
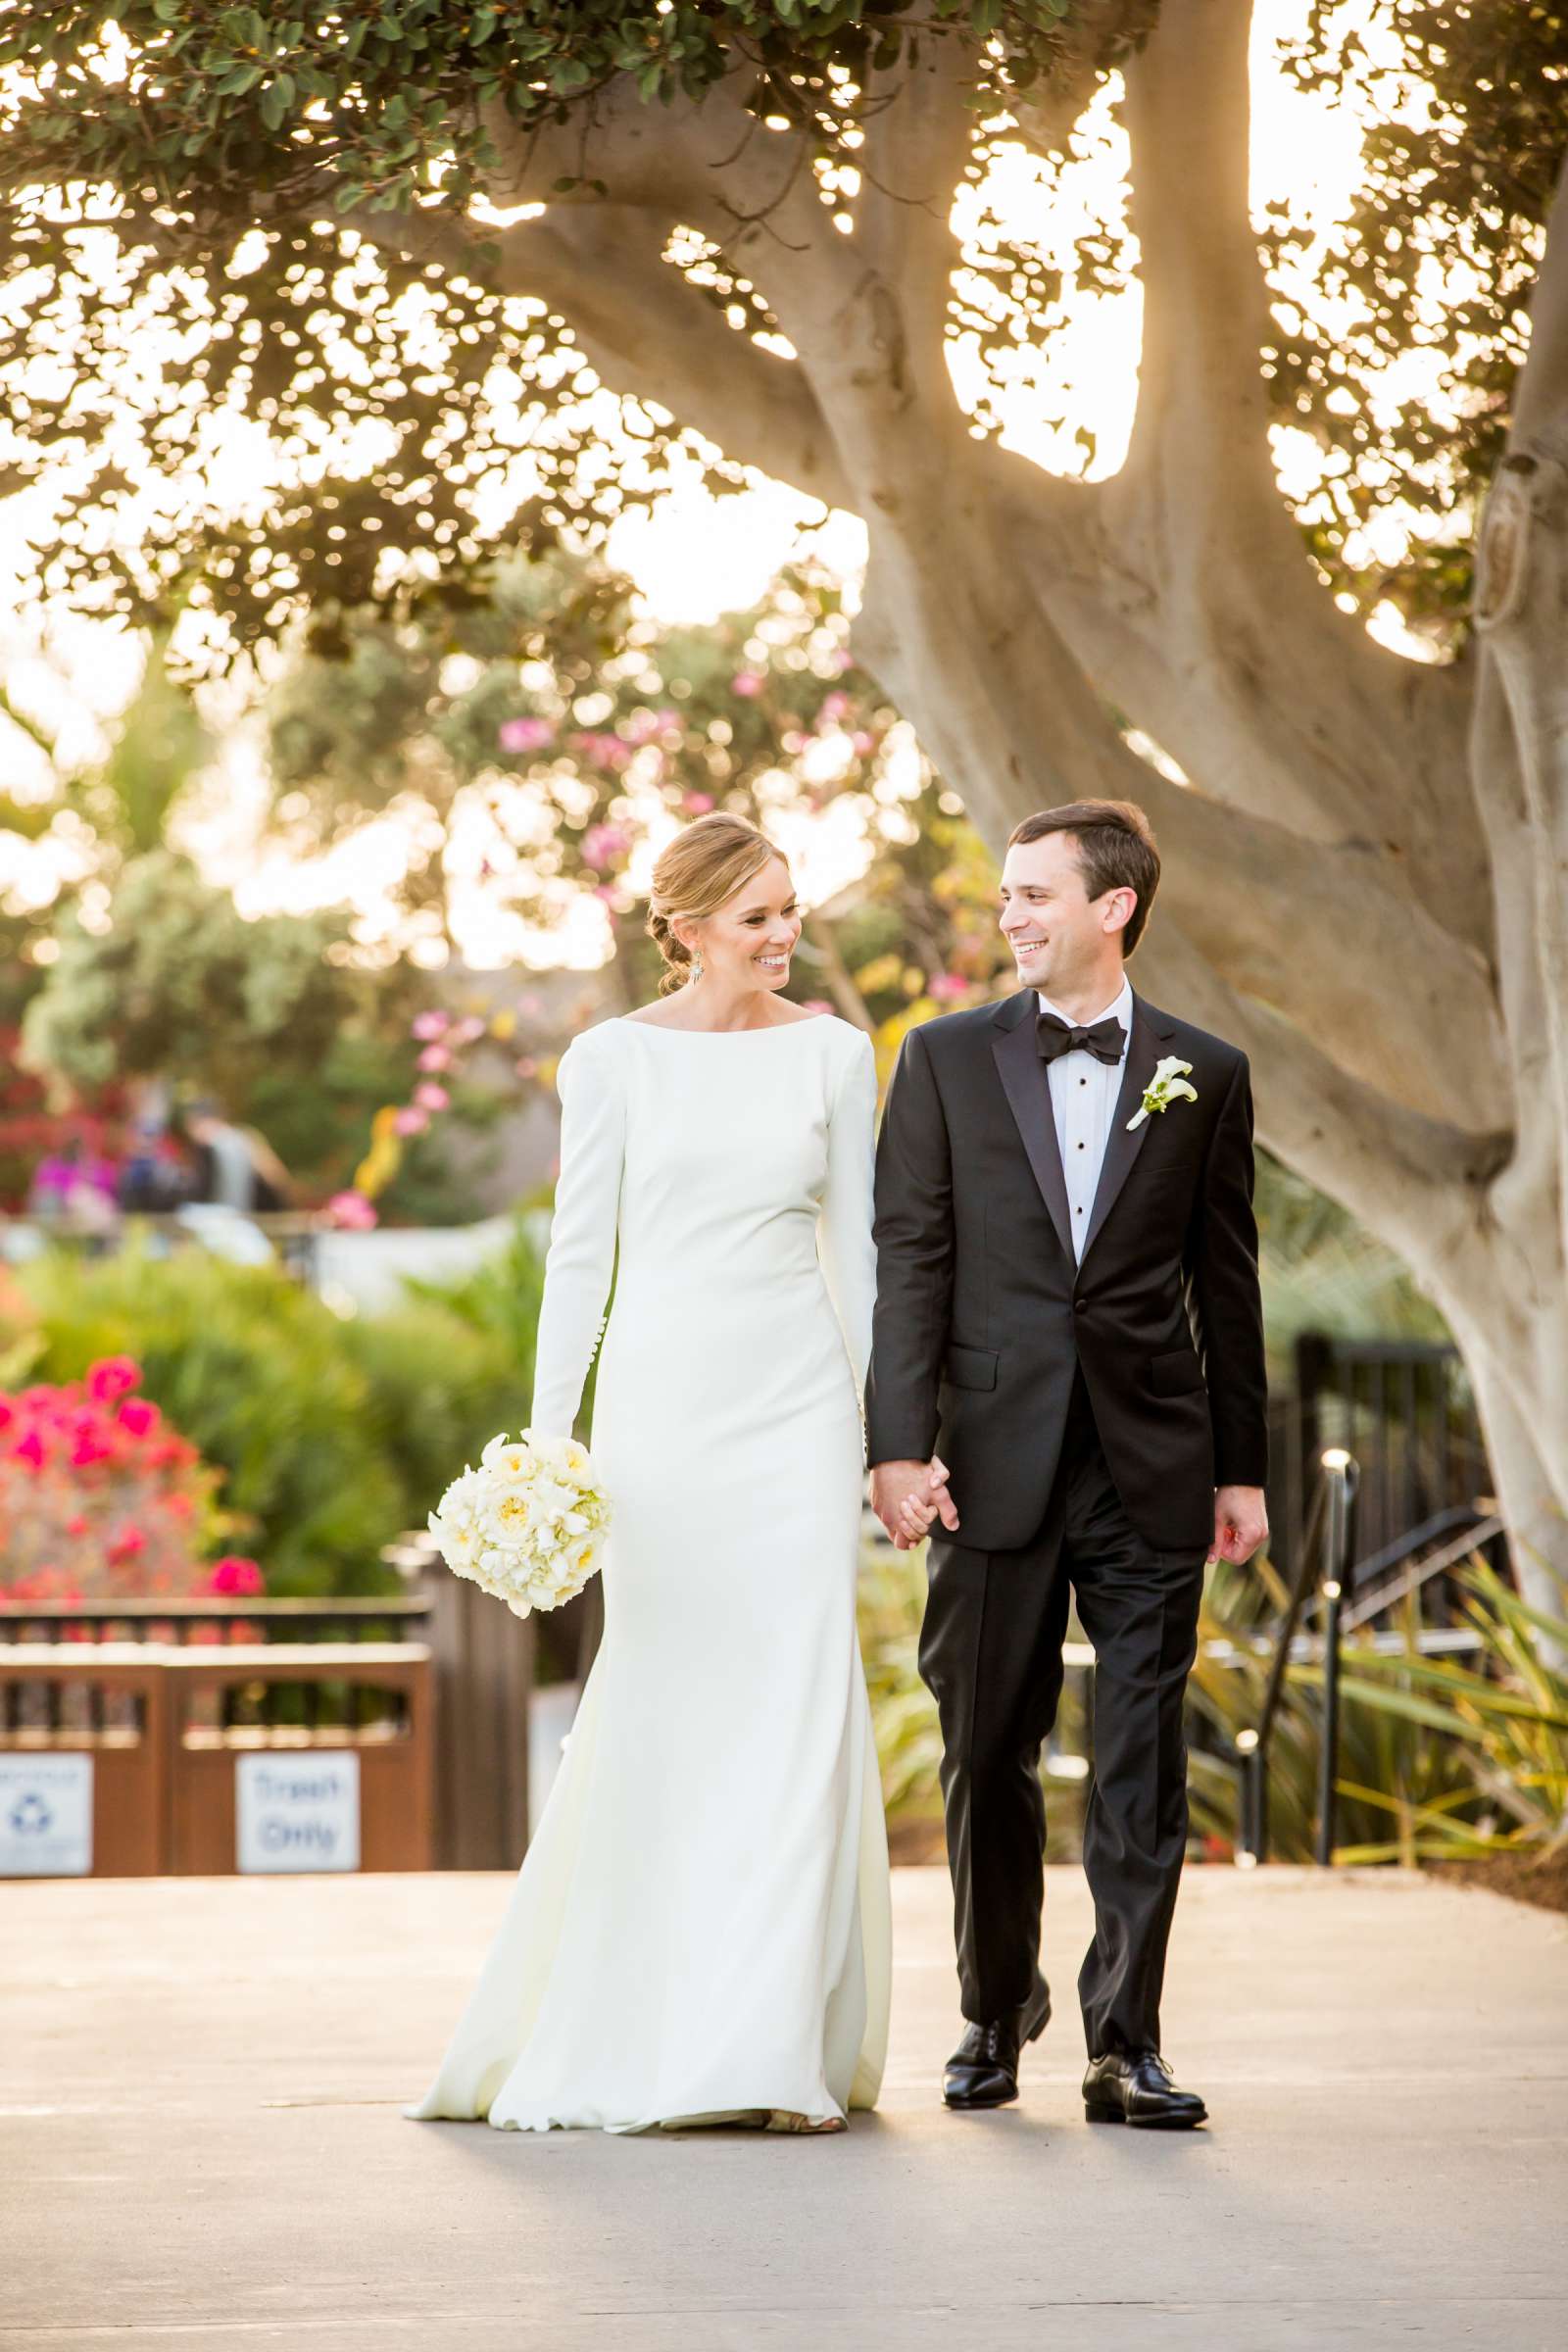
[647,812,782,994]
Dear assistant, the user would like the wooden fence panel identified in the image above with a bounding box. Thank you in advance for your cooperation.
[0,1642,433,1876]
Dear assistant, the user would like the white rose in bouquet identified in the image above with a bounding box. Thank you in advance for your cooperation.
[427,1431,611,1618]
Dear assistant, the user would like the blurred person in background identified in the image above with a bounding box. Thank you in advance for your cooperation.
[27,1126,122,1238]
[178,1101,294,1215]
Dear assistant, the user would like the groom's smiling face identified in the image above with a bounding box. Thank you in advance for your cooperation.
[998,831,1132,997]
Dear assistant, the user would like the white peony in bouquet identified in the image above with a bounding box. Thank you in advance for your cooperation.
[427,1432,612,1618]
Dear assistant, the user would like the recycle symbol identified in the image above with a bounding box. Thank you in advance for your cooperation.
[9,1790,53,1835]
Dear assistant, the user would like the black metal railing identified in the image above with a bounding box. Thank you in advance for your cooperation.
[1235,1446,1358,1868]
[1234,1458,1509,1867]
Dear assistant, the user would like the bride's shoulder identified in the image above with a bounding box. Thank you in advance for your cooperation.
[562,1017,618,1053]
[789,1008,869,1052]
[808,1015,876,1091]
[557,1017,626,1080]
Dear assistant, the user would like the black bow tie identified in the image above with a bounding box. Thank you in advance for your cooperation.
[1036,1011,1126,1067]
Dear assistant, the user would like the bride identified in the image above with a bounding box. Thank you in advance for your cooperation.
[405,811,892,2134]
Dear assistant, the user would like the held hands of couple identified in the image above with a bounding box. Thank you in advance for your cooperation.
[870,1458,959,1550]
[871,1465,1267,1562]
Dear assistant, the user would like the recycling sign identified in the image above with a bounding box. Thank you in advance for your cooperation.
[0,1755,93,1875]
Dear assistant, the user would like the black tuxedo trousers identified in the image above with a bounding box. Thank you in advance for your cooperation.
[919,1364,1206,2056]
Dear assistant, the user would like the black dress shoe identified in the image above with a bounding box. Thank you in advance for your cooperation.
[943,1974,1052,2110]
[1083,2048,1207,2130]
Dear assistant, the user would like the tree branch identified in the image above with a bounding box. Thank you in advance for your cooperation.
[1111,0,1485,932]
[1131,915,1506,1264]
[495,209,853,512]
[343,199,855,514]
[1472,139,1568,1272]
[851,499,1503,1135]
[850,10,978,406]
[1127,770,1507,1133]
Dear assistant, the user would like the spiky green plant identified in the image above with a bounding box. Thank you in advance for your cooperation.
[1185,1553,1482,1864]
[1328,1563,1568,1866]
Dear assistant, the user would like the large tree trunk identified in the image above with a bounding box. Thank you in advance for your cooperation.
[345,0,1568,1611]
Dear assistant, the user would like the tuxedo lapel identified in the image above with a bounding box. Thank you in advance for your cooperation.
[1079,992,1176,1265]
[991,991,1075,1265]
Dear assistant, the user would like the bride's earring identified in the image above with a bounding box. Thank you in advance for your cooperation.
[691,950,704,981]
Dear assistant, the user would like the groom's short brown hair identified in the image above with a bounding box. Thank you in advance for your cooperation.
[1007,799,1160,956]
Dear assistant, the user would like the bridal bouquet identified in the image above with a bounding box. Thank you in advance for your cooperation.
[427,1432,611,1617]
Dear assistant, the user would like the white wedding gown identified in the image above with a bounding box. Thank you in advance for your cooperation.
[405,1011,891,2132]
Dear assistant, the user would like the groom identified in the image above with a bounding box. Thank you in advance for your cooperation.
[866,799,1268,2129]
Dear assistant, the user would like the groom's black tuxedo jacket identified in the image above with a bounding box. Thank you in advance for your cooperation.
[865,984,1268,1554]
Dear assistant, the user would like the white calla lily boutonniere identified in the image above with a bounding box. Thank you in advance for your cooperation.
[1128,1054,1198,1131]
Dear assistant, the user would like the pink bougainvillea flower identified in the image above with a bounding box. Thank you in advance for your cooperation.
[326,1190,378,1230]
[393,1105,429,1138]
[66,1514,88,1538]
[416,1043,452,1072]
[498,714,556,756]
[208,1555,265,1596]
[117,1397,160,1438]
[0,1398,14,1434]
[930,973,970,1004]
[70,1436,113,1469]
[682,791,714,815]
[413,1082,450,1112]
[411,1009,449,1042]
[581,821,632,871]
[108,1522,147,1561]
[731,669,764,698]
[568,730,632,774]
[14,1429,46,1470]
[87,1356,141,1403]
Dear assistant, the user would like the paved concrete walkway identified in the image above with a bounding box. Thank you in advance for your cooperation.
[4,1867,1565,2350]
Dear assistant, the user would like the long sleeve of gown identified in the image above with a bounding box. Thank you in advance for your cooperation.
[528,1028,625,1441]
[816,1029,879,1397]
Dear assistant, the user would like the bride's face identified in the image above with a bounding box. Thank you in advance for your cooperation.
[688,857,802,992]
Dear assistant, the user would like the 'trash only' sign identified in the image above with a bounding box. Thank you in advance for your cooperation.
[235,1753,361,1873]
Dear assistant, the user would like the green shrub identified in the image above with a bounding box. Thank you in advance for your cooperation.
[16,1243,403,1594]
[11,1225,548,1595]
[335,1298,528,1539]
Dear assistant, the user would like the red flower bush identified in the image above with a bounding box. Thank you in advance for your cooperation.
[0,1357,263,1606]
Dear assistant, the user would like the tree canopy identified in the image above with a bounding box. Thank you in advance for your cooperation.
[3,4,1560,656]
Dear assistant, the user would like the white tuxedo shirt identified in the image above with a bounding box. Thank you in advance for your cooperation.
[1036,974,1134,1264]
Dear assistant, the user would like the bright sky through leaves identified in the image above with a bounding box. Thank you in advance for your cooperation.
[0,2,1474,965]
